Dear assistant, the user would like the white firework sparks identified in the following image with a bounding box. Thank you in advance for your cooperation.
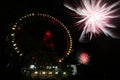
[64,0,120,42]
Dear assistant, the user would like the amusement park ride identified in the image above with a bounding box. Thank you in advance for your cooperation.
[8,13,77,79]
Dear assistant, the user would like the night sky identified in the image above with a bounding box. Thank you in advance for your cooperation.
[0,0,120,80]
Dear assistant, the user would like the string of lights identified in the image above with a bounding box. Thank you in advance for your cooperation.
[9,13,73,64]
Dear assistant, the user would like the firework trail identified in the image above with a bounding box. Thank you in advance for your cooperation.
[64,0,120,42]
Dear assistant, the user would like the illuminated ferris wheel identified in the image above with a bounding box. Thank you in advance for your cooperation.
[10,13,73,65]
[8,13,74,79]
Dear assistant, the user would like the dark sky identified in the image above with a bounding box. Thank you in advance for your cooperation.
[0,0,120,79]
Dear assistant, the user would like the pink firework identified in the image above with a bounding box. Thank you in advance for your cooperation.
[64,0,120,42]
[79,52,90,65]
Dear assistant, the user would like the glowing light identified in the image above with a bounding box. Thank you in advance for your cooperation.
[19,18,22,21]
[14,47,18,50]
[43,30,55,50]
[30,65,35,69]
[11,33,15,37]
[13,25,17,27]
[55,71,58,74]
[48,71,52,75]
[11,40,14,43]
[79,52,90,65]
[64,0,120,42]
[45,30,52,37]
[23,70,26,73]
[67,52,70,55]
[20,53,23,56]
[42,71,46,75]
[34,71,38,74]
[17,50,20,53]
[58,59,62,63]
[12,27,15,30]
[13,43,17,46]
[63,72,67,75]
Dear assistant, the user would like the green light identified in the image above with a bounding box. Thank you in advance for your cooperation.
[63,72,67,75]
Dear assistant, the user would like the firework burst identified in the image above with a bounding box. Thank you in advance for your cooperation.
[64,0,120,42]
[78,52,90,65]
